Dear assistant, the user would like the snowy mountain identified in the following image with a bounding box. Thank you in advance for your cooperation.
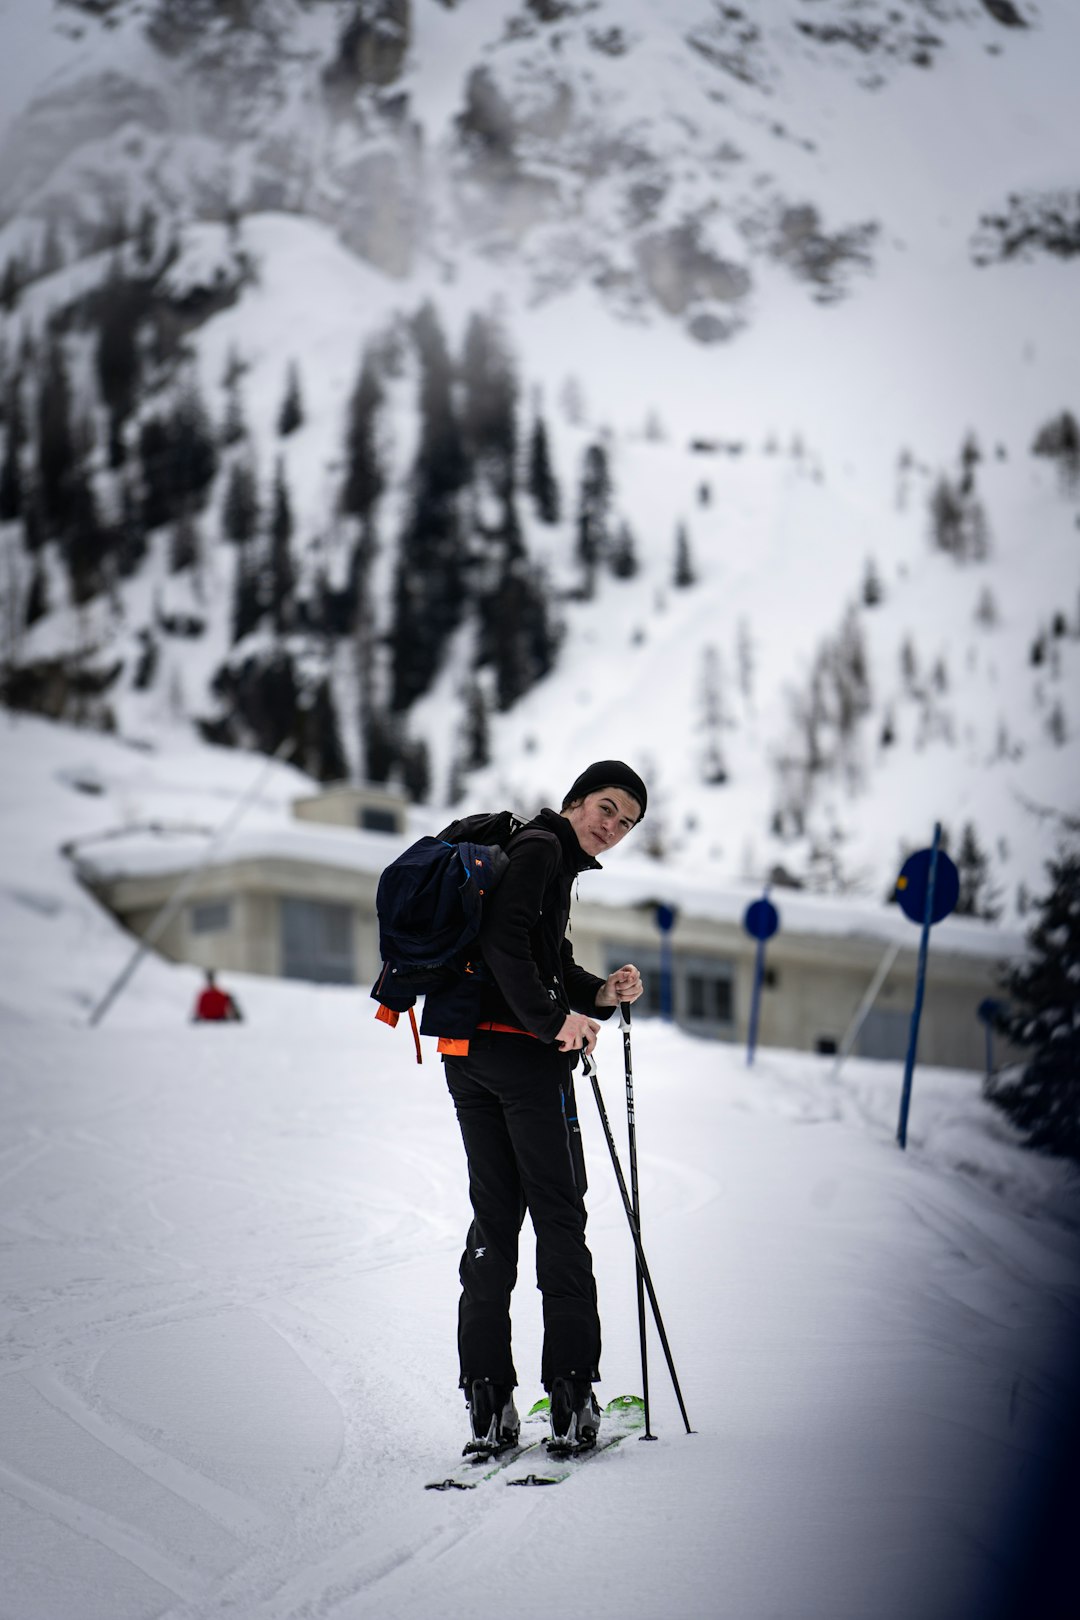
[1,0,1078,924]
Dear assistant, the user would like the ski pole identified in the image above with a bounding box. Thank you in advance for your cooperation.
[583,1049,694,1435]
[620,1001,655,1441]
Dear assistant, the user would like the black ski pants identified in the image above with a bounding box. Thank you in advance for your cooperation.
[444,1031,601,1392]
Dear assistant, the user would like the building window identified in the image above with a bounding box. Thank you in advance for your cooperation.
[281,897,355,984]
[191,900,230,934]
[681,955,736,1031]
[604,947,735,1032]
[815,1036,838,1056]
[359,806,398,834]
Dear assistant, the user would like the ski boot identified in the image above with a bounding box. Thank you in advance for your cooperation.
[463,1379,520,1459]
[547,1376,602,1455]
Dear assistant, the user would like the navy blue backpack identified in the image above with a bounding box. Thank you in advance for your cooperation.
[370,811,526,1060]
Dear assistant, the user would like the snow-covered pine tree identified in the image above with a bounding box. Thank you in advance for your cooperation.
[267,457,295,634]
[461,310,517,498]
[1031,409,1080,496]
[609,520,639,579]
[303,677,348,784]
[955,821,1002,920]
[460,677,491,771]
[0,379,23,521]
[673,521,696,588]
[987,849,1080,1164]
[35,332,77,538]
[575,442,610,598]
[277,360,304,437]
[527,412,560,524]
[388,303,469,711]
[222,457,259,545]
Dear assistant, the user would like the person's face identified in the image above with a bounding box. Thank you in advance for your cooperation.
[563,787,641,857]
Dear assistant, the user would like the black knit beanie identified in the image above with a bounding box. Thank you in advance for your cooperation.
[562,760,647,820]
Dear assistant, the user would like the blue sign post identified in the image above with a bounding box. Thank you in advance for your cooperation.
[894,824,960,1150]
[654,903,678,1021]
[743,893,780,1067]
[977,997,1004,1082]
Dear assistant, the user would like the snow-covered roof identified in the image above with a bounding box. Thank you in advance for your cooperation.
[73,815,1023,962]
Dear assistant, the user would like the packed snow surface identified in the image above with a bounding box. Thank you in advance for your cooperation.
[2,714,1079,1619]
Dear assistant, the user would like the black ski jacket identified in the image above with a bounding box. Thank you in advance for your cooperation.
[474,807,614,1044]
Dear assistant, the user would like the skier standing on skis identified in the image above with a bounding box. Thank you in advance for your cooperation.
[441,760,647,1456]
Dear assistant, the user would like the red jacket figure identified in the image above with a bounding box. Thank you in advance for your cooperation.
[192,970,243,1023]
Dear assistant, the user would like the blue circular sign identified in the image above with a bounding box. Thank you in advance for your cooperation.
[895,847,960,925]
[655,903,678,934]
[744,897,780,941]
[978,997,1004,1025]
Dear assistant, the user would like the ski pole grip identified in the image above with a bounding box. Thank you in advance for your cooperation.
[620,1000,632,1028]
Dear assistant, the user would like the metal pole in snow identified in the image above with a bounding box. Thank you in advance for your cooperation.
[896,822,942,1151]
[832,940,902,1077]
[584,1050,694,1435]
[620,1002,656,1442]
[746,930,767,1067]
[86,739,295,1027]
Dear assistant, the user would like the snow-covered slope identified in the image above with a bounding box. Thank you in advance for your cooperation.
[1,709,1079,1620]
[1,0,1078,927]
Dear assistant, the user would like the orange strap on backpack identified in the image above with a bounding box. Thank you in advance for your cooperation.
[374,1003,422,1063]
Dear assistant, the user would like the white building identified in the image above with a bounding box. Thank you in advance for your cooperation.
[74,785,1021,1072]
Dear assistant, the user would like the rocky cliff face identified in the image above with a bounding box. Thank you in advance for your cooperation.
[4,0,1040,331]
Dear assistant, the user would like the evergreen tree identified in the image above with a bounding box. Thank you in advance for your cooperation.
[477,558,560,711]
[955,821,1002,920]
[700,645,728,784]
[400,736,432,803]
[139,386,217,533]
[170,384,218,506]
[1032,409,1080,496]
[609,520,639,580]
[169,510,200,574]
[135,203,159,268]
[277,360,304,437]
[24,559,48,627]
[1,254,23,313]
[230,540,263,644]
[35,333,77,537]
[527,413,560,524]
[222,457,260,545]
[0,421,21,522]
[363,706,398,784]
[673,521,696,588]
[95,264,142,466]
[575,442,610,597]
[62,469,108,604]
[460,677,491,771]
[341,346,384,525]
[389,304,470,711]
[461,310,517,496]
[987,849,1080,1163]
[0,374,25,522]
[115,475,148,578]
[267,457,295,634]
[304,677,348,783]
[862,556,883,607]
[221,347,248,446]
